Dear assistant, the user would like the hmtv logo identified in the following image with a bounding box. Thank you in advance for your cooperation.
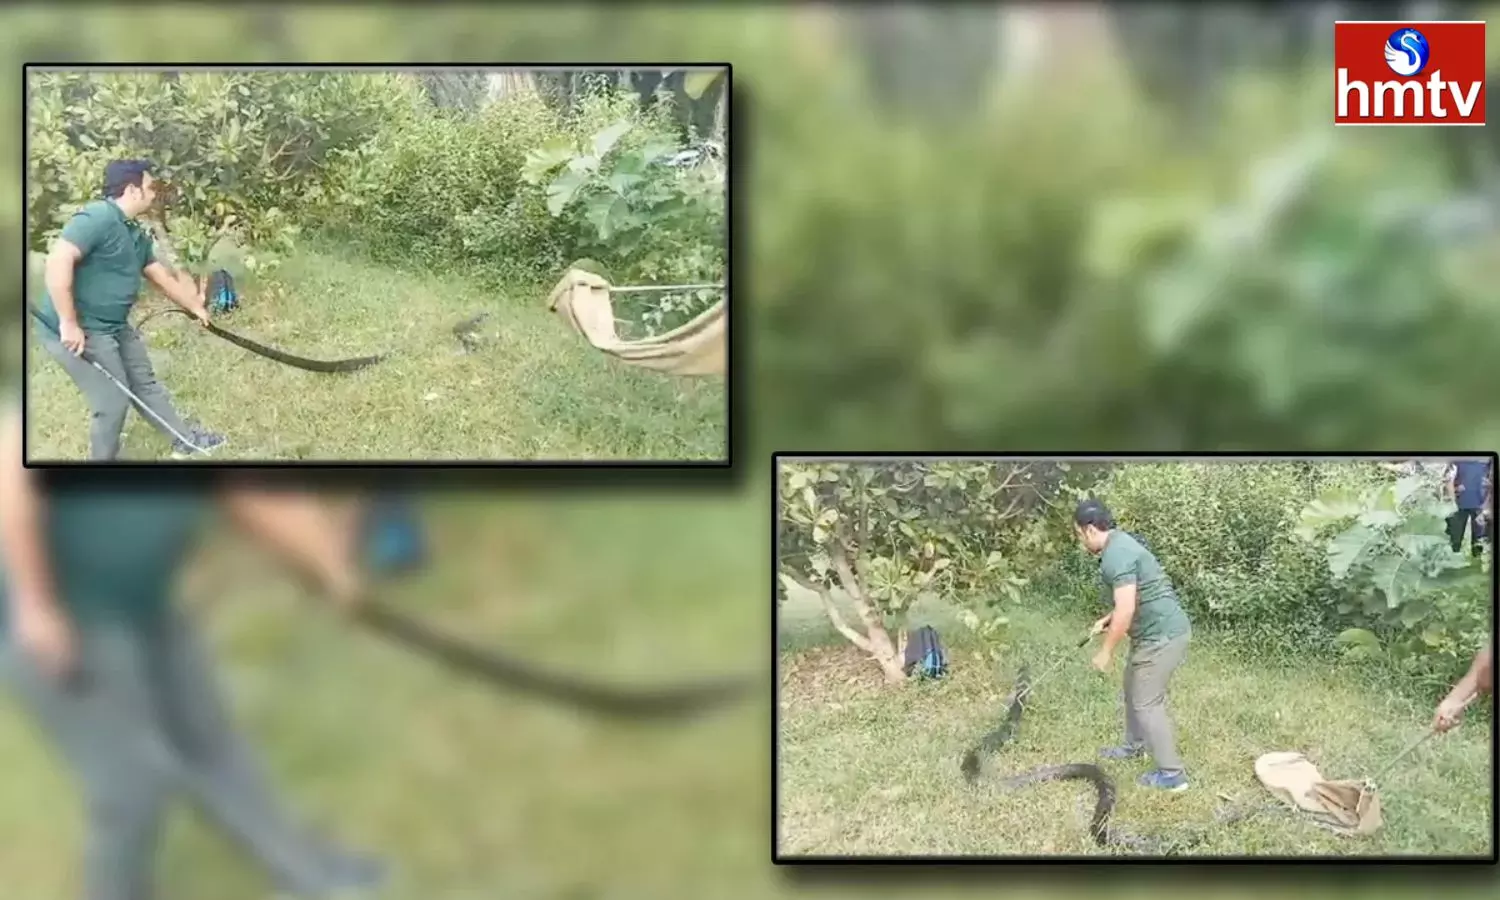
[1334,21,1486,125]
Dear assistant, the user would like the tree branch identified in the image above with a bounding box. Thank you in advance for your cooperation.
[831,542,891,638]
[780,568,873,652]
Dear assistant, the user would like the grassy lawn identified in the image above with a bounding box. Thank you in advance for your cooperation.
[24,243,727,462]
[776,582,1493,859]
[0,490,768,899]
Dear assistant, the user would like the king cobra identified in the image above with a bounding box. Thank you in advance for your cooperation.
[959,665,1263,854]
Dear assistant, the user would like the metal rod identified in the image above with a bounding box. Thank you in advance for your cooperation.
[1013,633,1096,704]
[84,357,206,454]
[608,282,725,295]
[1369,692,1476,785]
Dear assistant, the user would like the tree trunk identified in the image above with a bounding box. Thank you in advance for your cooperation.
[782,567,908,684]
[829,544,908,684]
[486,71,537,105]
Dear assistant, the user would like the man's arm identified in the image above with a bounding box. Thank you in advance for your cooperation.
[1457,642,1493,698]
[43,240,84,326]
[0,406,62,623]
[1442,642,1493,705]
[217,485,365,611]
[1436,641,1493,732]
[1100,582,1137,659]
[143,261,206,315]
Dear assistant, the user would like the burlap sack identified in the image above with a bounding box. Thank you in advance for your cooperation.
[1254,751,1383,836]
[545,268,725,376]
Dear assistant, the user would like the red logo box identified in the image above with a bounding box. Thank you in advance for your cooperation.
[1334,20,1486,125]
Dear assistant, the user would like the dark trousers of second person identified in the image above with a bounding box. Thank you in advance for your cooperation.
[1448,509,1489,557]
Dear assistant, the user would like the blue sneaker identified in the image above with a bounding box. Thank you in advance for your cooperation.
[1099,743,1147,761]
[170,428,227,459]
[1137,769,1190,792]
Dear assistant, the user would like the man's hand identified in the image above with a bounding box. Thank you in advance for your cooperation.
[324,562,369,617]
[183,280,210,326]
[144,262,210,325]
[1091,648,1113,673]
[1433,693,1472,733]
[12,601,77,683]
[1090,613,1112,637]
[188,300,210,326]
[58,319,86,356]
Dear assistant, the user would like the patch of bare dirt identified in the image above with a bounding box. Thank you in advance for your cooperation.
[778,644,892,709]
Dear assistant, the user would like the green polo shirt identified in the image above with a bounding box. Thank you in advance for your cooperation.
[34,199,157,336]
[1097,529,1191,645]
[0,484,209,634]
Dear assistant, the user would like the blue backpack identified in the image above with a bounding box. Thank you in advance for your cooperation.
[359,494,428,575]
[903,625,948,680]
[205,269,239,315]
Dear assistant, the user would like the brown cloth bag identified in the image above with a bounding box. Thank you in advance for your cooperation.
[1254,751,1384,836]
[545,268,725,376]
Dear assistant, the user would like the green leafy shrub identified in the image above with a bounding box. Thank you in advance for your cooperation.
[521,74,726,334]
[752,66,1500,453]
[28,71,414,274]
[341,88,573,284]
[1297,474,1491,694]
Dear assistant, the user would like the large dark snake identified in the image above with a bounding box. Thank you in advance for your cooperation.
[959,665,1263,854]
[355,600,757,721]
[27,303,385,374]
[137,306,386,373]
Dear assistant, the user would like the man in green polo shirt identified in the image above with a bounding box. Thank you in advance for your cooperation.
[0,400,387,899]
[1075,498,1193,792]
[33,158,226,461]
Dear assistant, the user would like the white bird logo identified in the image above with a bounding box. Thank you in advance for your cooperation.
[1384,31,1425,77]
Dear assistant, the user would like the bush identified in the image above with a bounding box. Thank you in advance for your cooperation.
[753,63,1500,454]
[29,69,727,312]
[339,88,573,284]
[520,73,727,331]
[27,71,416,274]
[1297,473,1492,696]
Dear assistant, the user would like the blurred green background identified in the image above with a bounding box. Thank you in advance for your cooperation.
[3,1,1498,897]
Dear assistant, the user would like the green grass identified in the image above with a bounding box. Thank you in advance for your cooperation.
[24,243,727,462]
[0,490,768,899]
[777,583,1493,859]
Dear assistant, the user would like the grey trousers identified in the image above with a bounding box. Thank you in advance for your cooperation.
[0,609,351,900]
[1121,629,1190,773]
[36,324,192,460]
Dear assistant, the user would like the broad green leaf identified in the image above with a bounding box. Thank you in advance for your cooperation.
[1326,523,1378,579]
[591,120,632,158]
[521,139,576,184]
[1296,489,1367,540]
[544,167,589,216]
[1398,598,1432,628]
[1334,627,1380,649]
[607,172,643,195]
[1358,509,1402,528]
